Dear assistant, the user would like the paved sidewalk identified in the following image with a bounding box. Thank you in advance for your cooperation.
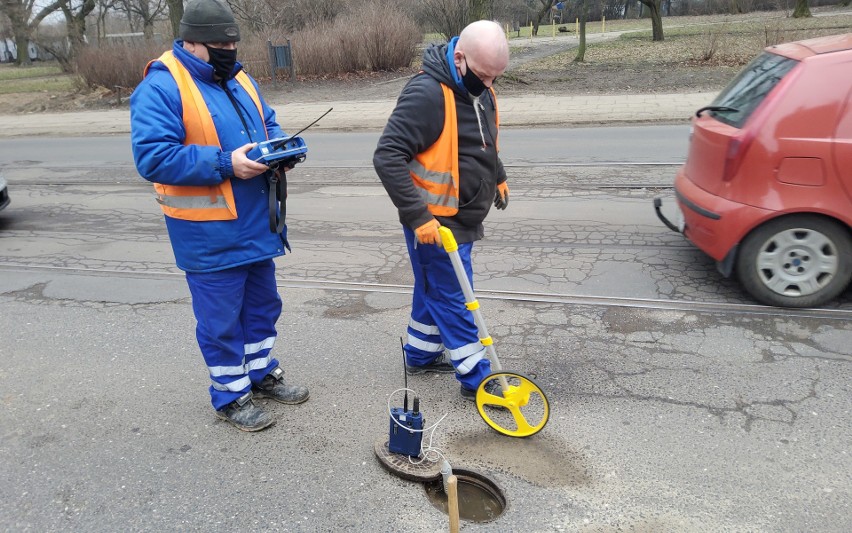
[0,92,715,138]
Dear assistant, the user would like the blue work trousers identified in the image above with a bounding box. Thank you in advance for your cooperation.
[185,259,281,410]
[403,226,491,391]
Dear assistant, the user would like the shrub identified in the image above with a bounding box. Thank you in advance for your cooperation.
[75,41,168,91]
[278,0,421,77]
[358,0,421,71]
[73,0,422,89]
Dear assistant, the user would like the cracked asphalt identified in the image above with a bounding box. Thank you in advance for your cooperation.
[1,147,850,531]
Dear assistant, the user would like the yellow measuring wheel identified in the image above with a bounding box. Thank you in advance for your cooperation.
[439,227,550,438]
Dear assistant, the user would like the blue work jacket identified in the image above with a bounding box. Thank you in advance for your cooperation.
[130,40,287,272]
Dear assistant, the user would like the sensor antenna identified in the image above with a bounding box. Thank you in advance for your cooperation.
[400,337,408,413]
[272,107,333,149]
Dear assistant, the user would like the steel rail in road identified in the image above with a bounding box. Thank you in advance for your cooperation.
[3,263,851,321]
[18,180,677,189]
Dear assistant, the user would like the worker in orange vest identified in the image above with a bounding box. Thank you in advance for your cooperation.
[373,20,510,400]
[130,0,308,431]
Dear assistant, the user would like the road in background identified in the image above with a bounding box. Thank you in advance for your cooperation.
[0,125,691,171]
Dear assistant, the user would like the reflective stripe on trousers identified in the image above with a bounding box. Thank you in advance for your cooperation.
[185,259,281,410]
[402,225,491,390]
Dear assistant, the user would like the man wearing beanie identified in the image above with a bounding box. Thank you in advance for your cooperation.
[130,0,308,432]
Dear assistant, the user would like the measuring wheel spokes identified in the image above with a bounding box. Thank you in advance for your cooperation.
[475,372,549,438]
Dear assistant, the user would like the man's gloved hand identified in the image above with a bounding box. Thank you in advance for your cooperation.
[414,219,442,246]
[494,181,509,210]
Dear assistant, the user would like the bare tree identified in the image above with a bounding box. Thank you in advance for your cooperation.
[468,0,493,19]
[131,0,166,39]
[531,0,554,35]
[574,0,586,61]
[417,0,498,40]
[792,0,811,17]
[93,0,119,40]
[42,0,96,70]
[638,0,663,41]
[0,0,64,65]
[228,0,340,34]
[166,0,181,38]
[418,0,469,40]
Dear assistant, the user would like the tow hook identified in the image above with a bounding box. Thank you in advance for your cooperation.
[654,197,680,233]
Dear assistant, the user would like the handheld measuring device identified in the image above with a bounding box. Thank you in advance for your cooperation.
[246,107,332,168]
[438,226,550,437]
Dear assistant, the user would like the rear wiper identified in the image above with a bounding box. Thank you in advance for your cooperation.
[695,105,739,117]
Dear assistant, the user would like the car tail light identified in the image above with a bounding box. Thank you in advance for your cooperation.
[722,131,756,182]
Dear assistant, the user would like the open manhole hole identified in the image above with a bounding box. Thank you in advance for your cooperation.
[423,468,506,523]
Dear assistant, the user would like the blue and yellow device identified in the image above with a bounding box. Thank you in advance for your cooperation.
[246,136,307,168]
[246,107,332,169]
[388,397,423,457]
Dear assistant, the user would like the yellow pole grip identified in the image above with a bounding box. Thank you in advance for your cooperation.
[438,226,458,252]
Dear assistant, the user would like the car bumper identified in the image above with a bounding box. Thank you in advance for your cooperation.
[659,168,774,263]
[676,169,776,262]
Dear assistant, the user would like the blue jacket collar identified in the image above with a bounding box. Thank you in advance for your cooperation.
[172,40,243,83]
[444,36,467,95]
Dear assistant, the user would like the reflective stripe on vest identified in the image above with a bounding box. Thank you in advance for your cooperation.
[408,85,499,217]
[143,51,267,221]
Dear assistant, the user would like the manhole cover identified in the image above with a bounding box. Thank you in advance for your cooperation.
[373,437,441,482]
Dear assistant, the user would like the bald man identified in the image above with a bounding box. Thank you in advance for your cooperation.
[373,20,511,400]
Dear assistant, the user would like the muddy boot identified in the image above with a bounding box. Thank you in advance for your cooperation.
[252,367,309,405]
[215,392,274,432]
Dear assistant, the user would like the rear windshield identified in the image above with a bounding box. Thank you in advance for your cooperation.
[708,52,798,128]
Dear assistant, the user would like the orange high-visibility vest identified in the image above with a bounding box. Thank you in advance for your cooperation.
[408,84,499,216]
[144,51,267,221]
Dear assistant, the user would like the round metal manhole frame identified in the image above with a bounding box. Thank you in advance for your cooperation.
[422,466,508,523]
[373,437,442,482]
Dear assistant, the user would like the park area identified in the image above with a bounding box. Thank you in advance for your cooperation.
[0,6,850,114]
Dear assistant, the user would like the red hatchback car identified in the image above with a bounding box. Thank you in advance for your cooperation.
[656,33,852,308]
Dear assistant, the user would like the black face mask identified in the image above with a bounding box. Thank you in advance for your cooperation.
[462,58,487,97]
[204,45,237,80]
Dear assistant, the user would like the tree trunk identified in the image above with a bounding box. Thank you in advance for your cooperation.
[144,20,154,39]
[651,2,663,41]
[14,33,31,65]
[792,0,811,17]
[59,0,95,71]
[533,0,554,36]
[167,0,183,39]
[574,0,587,62]
[639,0,664,41]
[3,0,33,65]
[4,0,65,65]
[468,0,491,21]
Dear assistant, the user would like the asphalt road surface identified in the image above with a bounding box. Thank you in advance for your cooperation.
[0,127,850,532]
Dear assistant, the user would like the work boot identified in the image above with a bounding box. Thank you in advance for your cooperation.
[460,379,502,402]
[252,366,310,405]
[406,353,455,375]
[215,392,274,432]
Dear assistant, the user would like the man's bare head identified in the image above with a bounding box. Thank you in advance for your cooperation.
[453,20,510,87]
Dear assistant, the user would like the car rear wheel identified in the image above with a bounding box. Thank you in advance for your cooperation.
[736,215,852,308]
